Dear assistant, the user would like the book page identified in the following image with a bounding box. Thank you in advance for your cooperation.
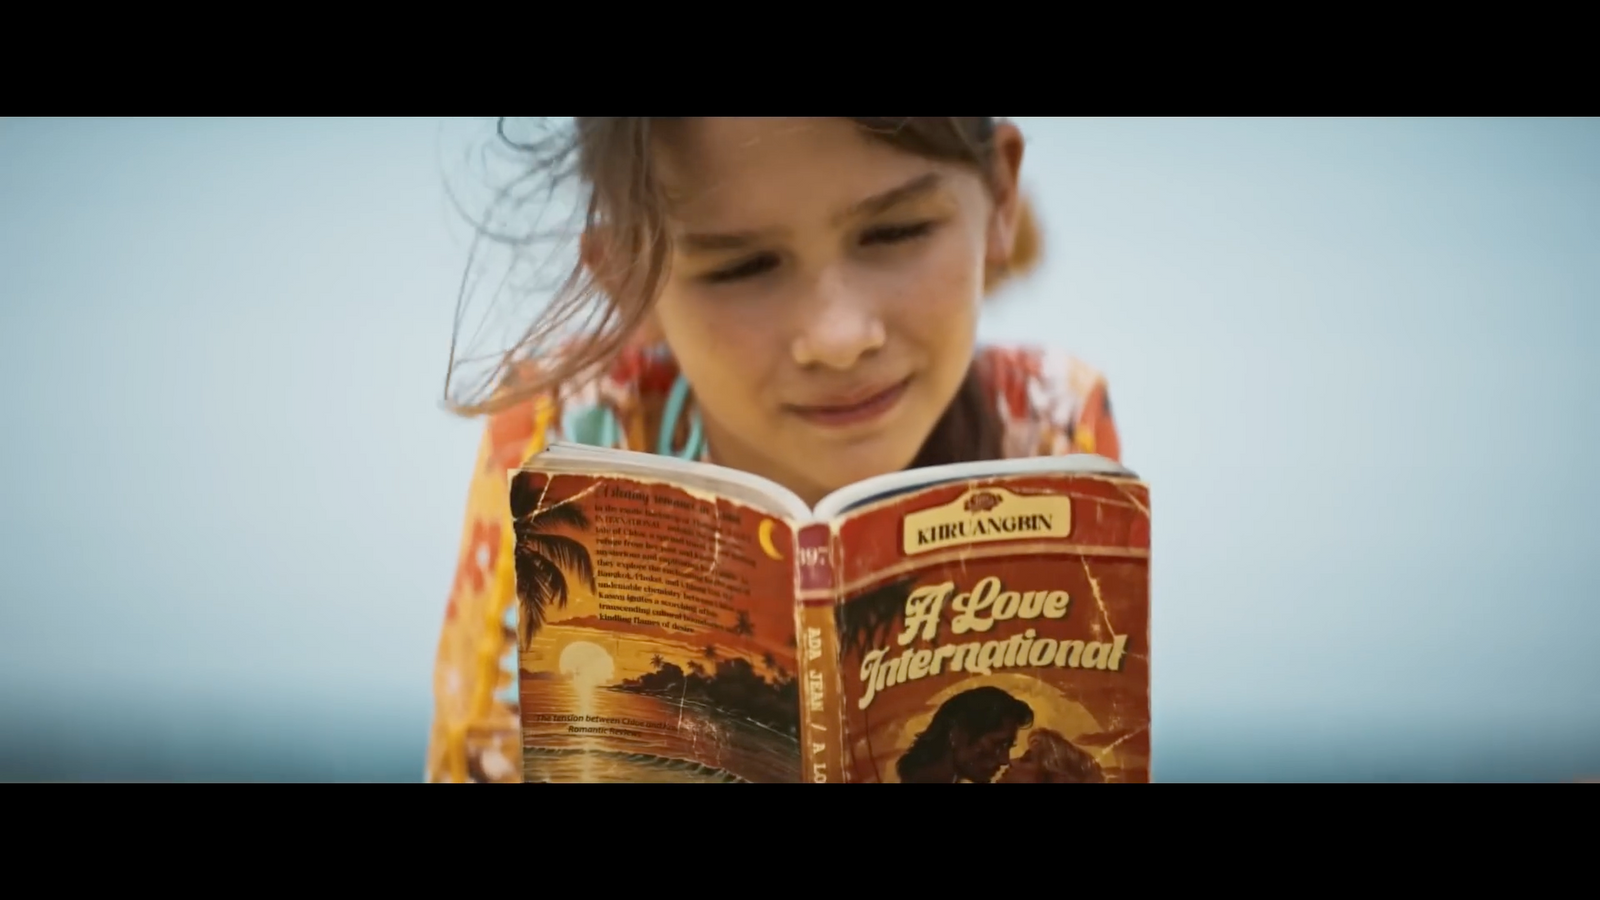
[509,468,803,783]
[812,452,1135,522]
[830,473,1150,784]
[534,441,813,520]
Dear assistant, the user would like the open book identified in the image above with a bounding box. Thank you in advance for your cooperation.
[510,441,1150,783]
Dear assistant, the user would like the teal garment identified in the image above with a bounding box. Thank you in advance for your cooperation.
[560,373,704,460]
[561,404,622,449]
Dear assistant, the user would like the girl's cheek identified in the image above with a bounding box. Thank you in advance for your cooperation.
[659,289,740,344]
[895,257,979,324]
[699,305,769,347]
[705,293,793,349]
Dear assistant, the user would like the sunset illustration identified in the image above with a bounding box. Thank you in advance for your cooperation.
[520,627,802,783]
[559,640,615,688]
[523,626,792,692]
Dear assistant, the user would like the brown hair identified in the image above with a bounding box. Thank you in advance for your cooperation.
[1025,729,1106,783]
[444,117,1041,466]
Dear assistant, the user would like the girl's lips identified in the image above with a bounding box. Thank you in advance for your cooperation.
[787,378,911,428]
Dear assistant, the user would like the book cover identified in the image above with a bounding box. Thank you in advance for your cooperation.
[508,447,1150,783]
[509,469,804,783]
[823,475,1150,783]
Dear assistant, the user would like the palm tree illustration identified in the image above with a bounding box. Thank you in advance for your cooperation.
[732,610,754,637]
[702,645,719,662]
[512,501,597,650]
[651,654,665,670]
[758,651,790,684]
[834,576,918,782]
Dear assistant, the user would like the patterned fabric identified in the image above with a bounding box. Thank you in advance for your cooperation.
[424,343,1123,783]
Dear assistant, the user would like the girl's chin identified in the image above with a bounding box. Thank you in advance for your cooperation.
[810,449,924,491]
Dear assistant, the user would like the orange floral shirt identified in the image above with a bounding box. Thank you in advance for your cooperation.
[424,343,1122,783]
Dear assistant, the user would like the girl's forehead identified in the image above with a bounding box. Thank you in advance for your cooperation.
[660,118,870,175]
[655,118,966,229]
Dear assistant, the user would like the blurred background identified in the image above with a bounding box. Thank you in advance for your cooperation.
[1,117,1596,782]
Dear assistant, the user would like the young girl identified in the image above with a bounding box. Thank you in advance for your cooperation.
[426,117,1122,784]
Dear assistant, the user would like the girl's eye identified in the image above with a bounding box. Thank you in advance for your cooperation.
[698,221,938,284]
[702,253,778,284]
[861,220,937,246]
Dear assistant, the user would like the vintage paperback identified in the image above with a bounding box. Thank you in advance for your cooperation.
[510,442,1150,783]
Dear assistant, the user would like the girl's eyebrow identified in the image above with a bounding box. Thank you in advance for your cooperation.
[677,172,945,254]
[840,172,943,223]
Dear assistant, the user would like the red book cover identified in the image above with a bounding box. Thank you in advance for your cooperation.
[507,444,1149,784]
[822,474,1150,783]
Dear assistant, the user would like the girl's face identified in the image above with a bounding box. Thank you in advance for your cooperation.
[642,118,1024,504]
[998,748,1042,783]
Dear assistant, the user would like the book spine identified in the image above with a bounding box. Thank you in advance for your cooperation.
[794,522,846,783]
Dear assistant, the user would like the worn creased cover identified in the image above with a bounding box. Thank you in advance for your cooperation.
[823,474,1150,783]
[508,464,1149,783]
[509,469,803,783]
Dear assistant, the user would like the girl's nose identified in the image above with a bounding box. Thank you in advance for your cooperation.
[789,268,887,370]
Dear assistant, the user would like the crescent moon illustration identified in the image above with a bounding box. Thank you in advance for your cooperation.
[757,519,785,561]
